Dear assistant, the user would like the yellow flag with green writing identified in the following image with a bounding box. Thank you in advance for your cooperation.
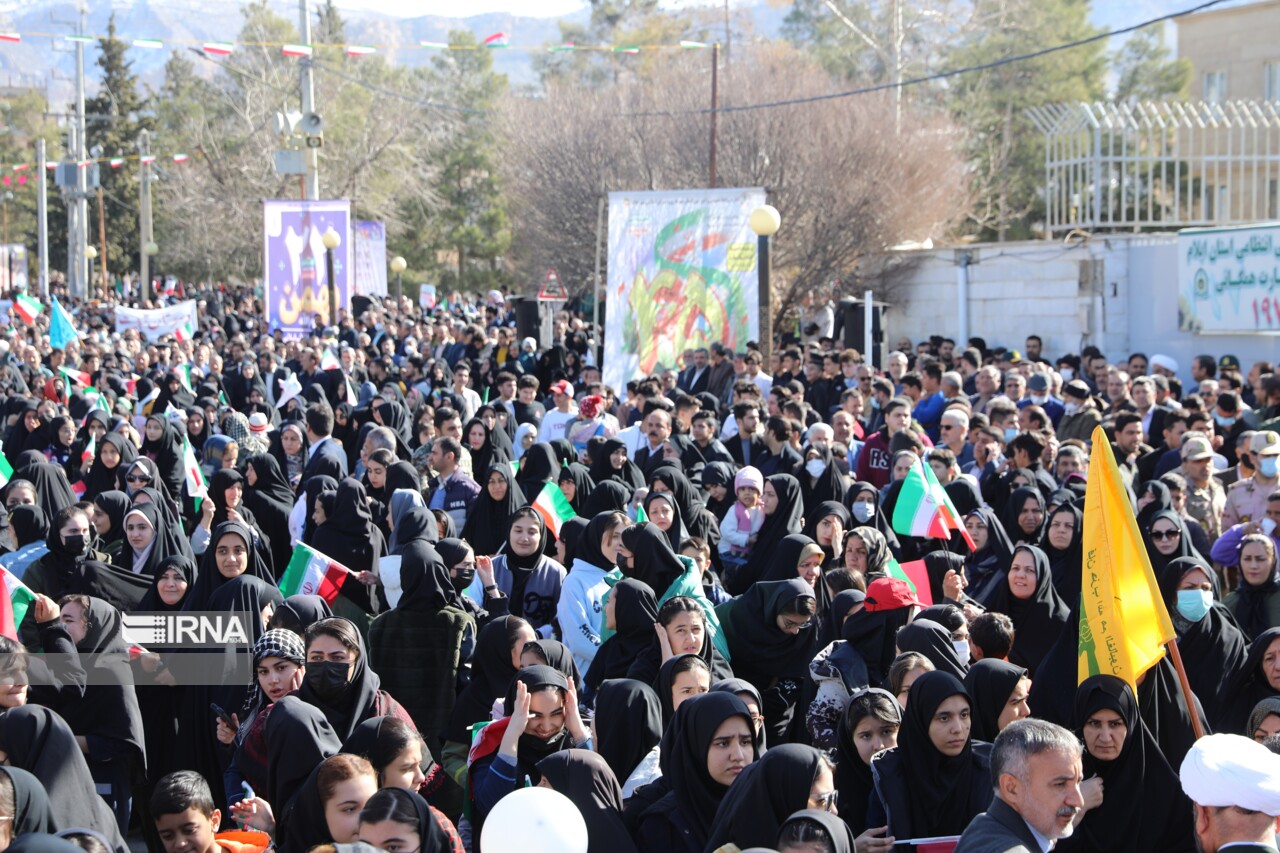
[1078,425,1177,690]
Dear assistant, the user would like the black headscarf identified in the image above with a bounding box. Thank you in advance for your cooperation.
[1157,556,1249,729]
[558,462,595,515]
[734,474,804,595]
[703,743,825,853]
[963,507,1015,597]
[1141,509,1195,576]
[1061,675,1195,853]
[585,578,658,692]
[537,749,639,853]
[801,501,852,567]
[620,522,685,595]
[897,618,968,680]
[527,638,583,694]
[40,517,150,611]
[716,578,819,687]
[557,516,590,566]
[184,520,276,611]
[653,692,760,848]
[945,478,984,518]
[243,453,296,573]
[8,505,48,549]
[799,446,848,509]
[1001,486,1046,546]
[464,418,511,482]
[580,479,632,518]
[642,491,688,554]
[1222,627,1280,736]
[389,506,439,556]
[263,695,343,814]
[761,533,821,585]
[81,435,136,501]
[91,491,129,551]
[311,477,387,576]
[341,715,436,785]
[120,503,168,576]
[840,605,912,690]
[1135,480,1173,532]
[1230,535,1280,641]
[515,443,559,498]
[978,544,1070,675]
[443,615,526,743]
[832,687,899,831]
[700,461,737,520]
[295,618,385,741]
[271,594,333,637]
[139,414,185,499]
[588,437,644,491]
[13,462,78,526]
[778,809,859,853]
[460,463,526,557]
[0,766,57,837]
[139,554,198,612]
[963,659,1028,743]
[593,679,662,786]
[301,475,339,545]
[847,480,901,554]
[1040,502,1084,603]
[0,706,129,853]
[498,665,574,783]
[650,465,717,544]
[895,670,991,838]
[392,538,460,613]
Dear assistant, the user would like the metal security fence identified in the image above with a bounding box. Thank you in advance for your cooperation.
[1028,100,1280,234]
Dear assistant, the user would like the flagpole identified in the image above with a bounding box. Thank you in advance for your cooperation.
[1164,638,1205,741]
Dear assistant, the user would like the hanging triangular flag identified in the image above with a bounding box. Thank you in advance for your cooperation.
[0,34,21,44]
[65,35,93,44]
[202,42,234,56]
[109,158,125,168]
[612,45,640,54]
[419,40,449,48]
[48,297,77,350]
[680,40,708,48]
[140,155,156,165]
[172,153,189,164]
[345,45,376,56]
[13,293,43,324]
[132,39,163,49]
[281,44,313,57]
[549,42,576,52]
[482,32,508,48]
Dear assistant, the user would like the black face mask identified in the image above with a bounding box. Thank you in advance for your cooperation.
[62,533,89,556]
[452,566,476,592]
[304,661,351,704]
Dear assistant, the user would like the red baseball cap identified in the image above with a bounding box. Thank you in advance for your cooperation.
[864,577,924,612]
[550,380,574,397]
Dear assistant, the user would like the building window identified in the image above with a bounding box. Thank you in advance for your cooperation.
[1267,63,1280,101]
[1204,70,1227,103]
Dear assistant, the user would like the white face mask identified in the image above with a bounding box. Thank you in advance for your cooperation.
[1060,368,1074,381]
[953,639,971,663]
[1063,401,1080,416]
[805,458,827,479]
[379,556,404,609]
[852,501,875,522]
[1029,394,1048,405]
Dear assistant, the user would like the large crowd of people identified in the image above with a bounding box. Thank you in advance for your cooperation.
[0,281,1279,853]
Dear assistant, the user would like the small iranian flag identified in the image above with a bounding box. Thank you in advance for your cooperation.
[635,503,648,523]
[203,42,234,56]
[345,44,376,56]
[345,374,358,407]
[175,365,193,393]
[281,44,313,57]
[13,293,43,324]
[0,567,36,641]
[482,32,509,48]
[60,366,92,386]
[890,457,975,550]
[887,558,934,606]
[280,543,350,604]
[109,158,125,169]
[320,348,341,370]
[0,455,11,488]
[182,435,207,510]
[531,482,575,537]
[81,433,96,466]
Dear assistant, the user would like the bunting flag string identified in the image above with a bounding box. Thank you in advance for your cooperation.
[4,150,198,177]
[0,28,717,58]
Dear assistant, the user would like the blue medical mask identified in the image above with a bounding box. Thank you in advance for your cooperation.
[1213,412,1236,428]
[1004,427,1018,443]
[1260,456,1278,478]
[1176,589,1212,622]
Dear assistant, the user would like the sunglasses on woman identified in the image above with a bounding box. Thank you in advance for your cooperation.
[1150,529,1180,541]
[126,474,152,485]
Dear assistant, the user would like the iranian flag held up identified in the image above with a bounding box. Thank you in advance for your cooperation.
[280,543,350,604]
[531,482,576,538]
[12,294,43,324]
[891,456,975,550]
[182,435,207,510]
[0,566,36,641]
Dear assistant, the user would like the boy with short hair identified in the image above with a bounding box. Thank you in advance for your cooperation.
[152,771,268,853]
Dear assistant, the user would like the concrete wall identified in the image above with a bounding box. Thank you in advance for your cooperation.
[877,234,1280,384]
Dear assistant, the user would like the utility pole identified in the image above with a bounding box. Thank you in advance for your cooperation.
[96,186,108,299]
[36,138,49,298]
[72,4,89,299]
[139,129,152,302]
[708,43,718,189]
[299,0,319,199]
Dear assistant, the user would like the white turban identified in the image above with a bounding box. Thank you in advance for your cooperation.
[1180,734,1280,816]
[1150,353,1179,374]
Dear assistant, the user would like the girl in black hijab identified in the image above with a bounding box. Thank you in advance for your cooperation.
[703,743,830,853]
[0,705,129,853]
[310,478,386,613]
[90,491,129,560]
[43,416,74,469]
[978,544,1070,676]
[1058,675,1196,853]
[441,615,535,751]
[801,501,852,569]
[592,679,663,797]
[867,671,993,843]
[81,435,136,502]
[121,504,181,577]
[1157,556,1249,730]
[537,750,638,853]
[635,692,760,853]
[353,786,461,853]
[1221,627,1280,735]
[182,520,277,611]
[301,475,338,544]
[463,418,510,483]
[23,506,149,613]
[716,578,819,744]
[962,507,1015,601]
[460,464,526,558]
[297,616,412,742]
[138,415,185,500]
[619,522,686,598]
[584,578,658,694]
[832,687,901,838]
[896,619,969,680]
[269,422,309,491]
[777,809,860,853]
[650,465,718,546]
[799,445,848,509]
[1001,486,1046,546]
[1141,509,1195,575]
[263,695,344,816]
[733,474,804,595]
[589,437,645,491]
[243,453,296,576]
[581,479,632,517]
[12,461,78,527]
[1040,502,1084,603]
[270,594,334,637]
[847,481,902,556]
[514,443,559,500]
[3,402,45,466]
[963,659,1031,743]
[0,766,57,838]
[700,461,737,521]
[558,462,595,515]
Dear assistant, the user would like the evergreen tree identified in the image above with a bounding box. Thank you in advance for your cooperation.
[83,15,153,279]
[1114,27,1191,102]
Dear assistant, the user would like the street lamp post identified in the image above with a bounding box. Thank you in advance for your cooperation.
[143,241,158,303]
[321,227,341,328]
[748,204,781,366]
[85,244,98,300]
[390,255,406,307]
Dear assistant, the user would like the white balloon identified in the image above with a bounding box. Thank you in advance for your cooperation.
[479,786,588,853]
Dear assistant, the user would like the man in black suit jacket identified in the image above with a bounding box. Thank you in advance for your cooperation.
[678,347,711,395]
[955,719,1084,853]
[756,415,802,478]
[1180,733,1280,853]
[302,401,349,482]
[727,402,767,468]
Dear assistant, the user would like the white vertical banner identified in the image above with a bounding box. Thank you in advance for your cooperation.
[353,220,388,296]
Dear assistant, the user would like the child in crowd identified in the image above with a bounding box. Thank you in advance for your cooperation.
[717,466,765,582]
